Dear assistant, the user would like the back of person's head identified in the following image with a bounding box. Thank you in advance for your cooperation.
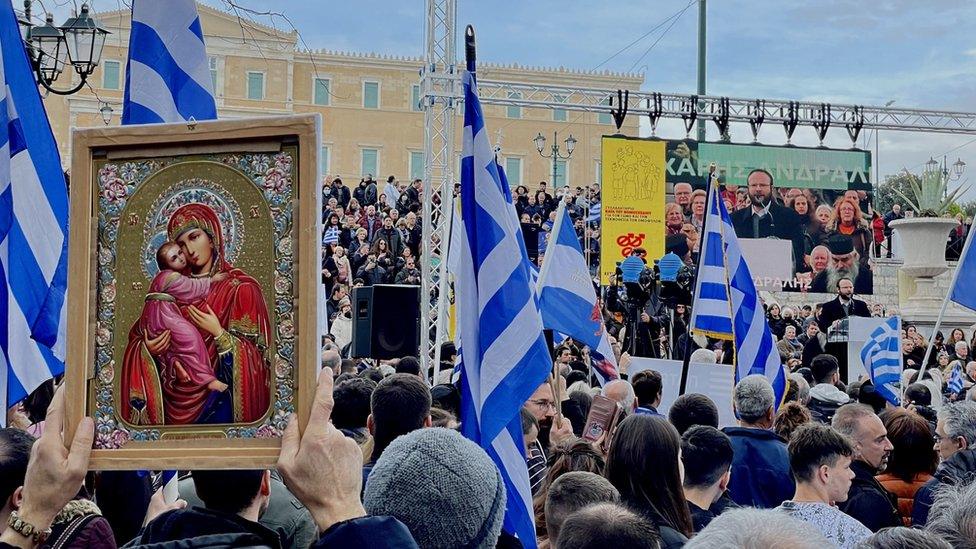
[787,423,854,484]
[855,526,951,548]
[684,508,830,549]
[831,403,877,439]
[439,341,457,362]
[339,358,357,374]
[394,356,422,376]
[774,401,813,442]
[680,426,733,490]
[926,479,976,547]
[360,367,385,384]
[810,354,839,384]
[668,393,719,435]
[631,370,662,409]
[545,472,620,544]
[938,401,976,447]
[430,383,460,417]
[0,429,35,508]
[429,407,457,429]
[689,348,716,364]
[22,379,56,425]
[192,470,265,514]
[321,349,341,373]
[566,370,588,388]
[605,415,693,537]
[787,373,811,404]
[556,503,661,549]
[364,428,505,549]
[733,375,774,425]
[332,377,376,430]
[547,439,607,480]
[370,373,431,458]
[602,379,635,411]
[905,382,932,406]
[881,408,938,483]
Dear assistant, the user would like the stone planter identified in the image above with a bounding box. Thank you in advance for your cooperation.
[890,217,961,323]
[890,217,957,278]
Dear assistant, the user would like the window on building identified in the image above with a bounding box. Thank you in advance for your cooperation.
[598,96,612,124]
[411,84,422,112]
[102,60,120,90]
[320,146,330,177]
[554,160,568,188]
[313,78,331,106]
[209,56,218,92]
[363,81,380,109]
[507,91,521,119]
[247,71,265,100]
[361,148,379,177]
[595,160,602,184]
[410,151,425,181]
[505,157,522,187]
[553,94,567,122]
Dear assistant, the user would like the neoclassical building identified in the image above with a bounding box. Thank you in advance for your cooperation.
[45,2,643,189]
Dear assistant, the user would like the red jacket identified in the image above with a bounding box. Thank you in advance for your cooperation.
[872,216,885,243]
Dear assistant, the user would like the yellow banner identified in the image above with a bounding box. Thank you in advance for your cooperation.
[600,137,667,285]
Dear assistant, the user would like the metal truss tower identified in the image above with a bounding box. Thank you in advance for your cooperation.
[419,0,458,372]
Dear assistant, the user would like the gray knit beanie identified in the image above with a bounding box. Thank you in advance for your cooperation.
[363,427,506,549]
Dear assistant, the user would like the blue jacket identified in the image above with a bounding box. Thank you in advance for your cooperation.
[722,426,795,509]
[312,516,418,548]
[912,448,976,526]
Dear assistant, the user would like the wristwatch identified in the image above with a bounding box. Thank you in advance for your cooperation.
[6,510,52,544]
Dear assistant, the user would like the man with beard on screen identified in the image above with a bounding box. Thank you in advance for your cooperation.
[730,169,805,274]
[810,234,873,295]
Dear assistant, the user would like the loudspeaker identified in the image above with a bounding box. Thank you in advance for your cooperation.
[351,284,421,359]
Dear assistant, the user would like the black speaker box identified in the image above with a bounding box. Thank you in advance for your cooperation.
[351,284,421,359]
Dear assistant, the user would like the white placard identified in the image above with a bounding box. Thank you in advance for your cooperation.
[739,238,793,291]
[627,358,736,428]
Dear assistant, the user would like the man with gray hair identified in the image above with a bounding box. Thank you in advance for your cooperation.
[913,401,976,526]
[788,373,811,405]
[545,472,620,545]
[321,349,341,376]
[684,508,829,549]
[830,404,899,532]
[602,379,636,413]
[721,374,794,508]
[924,478,976,547]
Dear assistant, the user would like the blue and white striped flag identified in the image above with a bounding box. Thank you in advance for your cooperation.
[947,362,965,395]
[859,316,902,406]
[322,225,340,246]
[0,2,69,423]
[688,181,788,406]
[587,201,601,223]
[122,0,217,125]
[538,202,618,386]
[455,61,551,548]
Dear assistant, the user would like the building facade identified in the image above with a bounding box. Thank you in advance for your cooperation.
[46,3,643,190]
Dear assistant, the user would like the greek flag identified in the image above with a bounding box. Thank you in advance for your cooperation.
[0,2,69,424]
[859,316,902,406]
[456,63,551,548]
[322,225,340,246]
[538,202,618,386]
[122,0,217,125]
[587,201,601,223]
[948,362,964,395]
[689,182,787,406]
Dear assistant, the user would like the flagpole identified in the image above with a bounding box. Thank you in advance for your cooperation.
[918,223,976,381]
[680,172,717,394]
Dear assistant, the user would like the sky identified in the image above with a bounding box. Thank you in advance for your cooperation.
[49,0,976,198]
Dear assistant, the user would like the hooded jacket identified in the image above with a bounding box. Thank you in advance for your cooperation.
[808,383,851,424]
[721,426,795,509]
[123,507,282,549]
[912,448,976,526]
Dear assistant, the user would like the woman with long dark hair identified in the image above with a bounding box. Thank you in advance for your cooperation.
[606,414,692,548]
[876,409,938,526]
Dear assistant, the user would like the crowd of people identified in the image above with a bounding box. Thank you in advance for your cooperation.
[4,334,976,548]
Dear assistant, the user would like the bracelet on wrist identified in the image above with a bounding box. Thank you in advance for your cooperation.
[6,510,52,545]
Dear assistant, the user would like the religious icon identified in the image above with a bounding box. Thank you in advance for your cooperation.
[66,115,321,469]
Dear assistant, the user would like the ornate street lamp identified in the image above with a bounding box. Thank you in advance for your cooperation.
[19,2,110,95]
